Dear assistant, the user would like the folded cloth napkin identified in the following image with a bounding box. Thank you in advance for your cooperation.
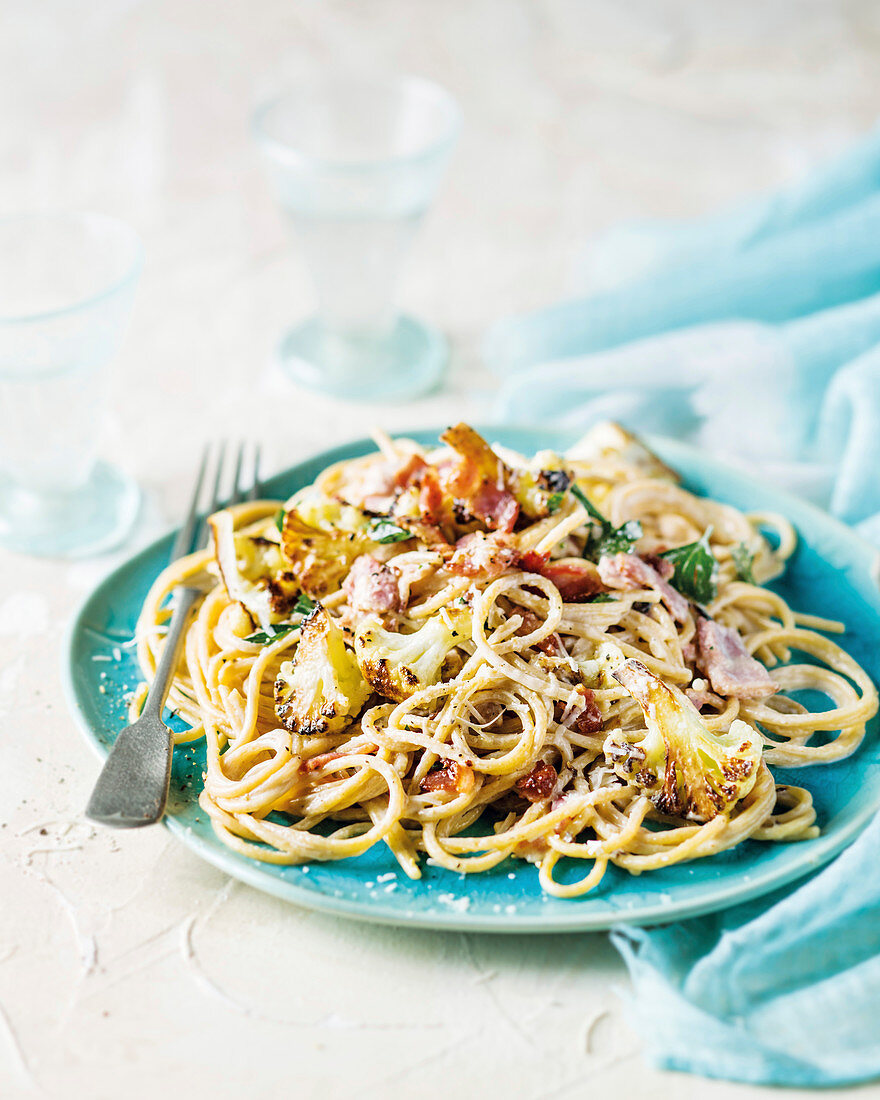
[486,127,880,1086]
[613,813,880,1087]
[488,125,880,538]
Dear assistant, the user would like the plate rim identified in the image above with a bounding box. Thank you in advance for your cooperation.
[62,426,880,932]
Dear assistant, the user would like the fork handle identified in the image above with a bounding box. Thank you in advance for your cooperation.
[85,584,201,828]
[140,584,201,720]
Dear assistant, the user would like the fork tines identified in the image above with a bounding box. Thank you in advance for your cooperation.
[172,442,263,560]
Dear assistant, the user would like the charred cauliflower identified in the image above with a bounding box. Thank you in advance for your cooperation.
[280,508,373,599]
[210,509,299,629]
[274,605,369,735]
[605,658,761,821]
[355,608,472,702]
[290,490,370,536]
[509,461,571,519]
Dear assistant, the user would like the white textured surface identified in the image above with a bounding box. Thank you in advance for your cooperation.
[2,2,880,1097]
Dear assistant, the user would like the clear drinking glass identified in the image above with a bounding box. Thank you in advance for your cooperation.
[253,74,461,401]
[0,212,142,557]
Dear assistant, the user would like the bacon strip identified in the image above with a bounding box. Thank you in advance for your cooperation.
[448,531,517,579]
[511,605,565,656]
[342,554,401,614]
[515,761,558,803]
[536,559,604,601]
[420,760,473,794]
[696,618,776,700]
[439,423,520,533]
[341,452,429,513]
[555,687,603,734]
[516,550,604,601]
[598,552,689,623]
[470,482,519,533]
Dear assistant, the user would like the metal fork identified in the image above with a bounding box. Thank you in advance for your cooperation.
[85,442,262,828]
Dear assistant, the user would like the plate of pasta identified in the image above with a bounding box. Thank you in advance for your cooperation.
[65,423,880,930]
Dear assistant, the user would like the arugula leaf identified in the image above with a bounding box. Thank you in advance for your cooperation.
[732,541,757,584]
[660,527,718,604]
[368,518,411,544]
[274,508,285,534]
[571,484,642,560]
[547,491,565,514]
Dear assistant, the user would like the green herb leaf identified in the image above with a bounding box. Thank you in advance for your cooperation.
[570,484,642,560]
[294,594,316,616]
[274,508,285,534]
[571,483,607,525]
[731,541,756,584]
[368,518,411,544]
[587,593,617,604]
[244,595,316,644]
[660,527,718,605]
[596,520,643,556]
[244,623,299,645]
[547,491,565,514]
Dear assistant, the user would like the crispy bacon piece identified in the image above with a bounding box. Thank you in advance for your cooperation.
[696,618,776,700]
[515,761,558,803]
[448,531,517,579]
[518,549,549,572]
[471,482,519,533]
[417,467,449,527]
[516,551,605,602]
[642,554,675,581]
[392,453,428,490]
[538,560,604,601]
[420,759,472,794]
[385,462,457,545]
[554,687,603,734]
[511,605,565,656]
[342,452,427,513]
[439,423,520,533]
[342,554,402,614]
[598,552,689,623]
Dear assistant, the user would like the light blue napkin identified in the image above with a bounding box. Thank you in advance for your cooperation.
[486,127,880,1086]
[613,813,880,1087]
[485,123,880,372]
[488,126,880,538]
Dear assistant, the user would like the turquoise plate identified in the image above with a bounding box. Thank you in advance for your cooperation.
[63,429,880,931]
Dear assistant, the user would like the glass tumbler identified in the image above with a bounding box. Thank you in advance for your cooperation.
[253,74,461,401]
[0,213,142,557]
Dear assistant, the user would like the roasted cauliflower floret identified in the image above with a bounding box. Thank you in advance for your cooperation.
[274,605,370,735]
[280,508,373,599]
[605,658,761,821]
[509,461,571,519]
[288,490,369,536]
[354,608,472,702]
[210,510,298,630]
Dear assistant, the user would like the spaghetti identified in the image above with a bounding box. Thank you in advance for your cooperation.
[130,423,878,898]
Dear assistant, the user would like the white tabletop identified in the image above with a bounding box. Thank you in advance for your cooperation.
[2,1,878,1097]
